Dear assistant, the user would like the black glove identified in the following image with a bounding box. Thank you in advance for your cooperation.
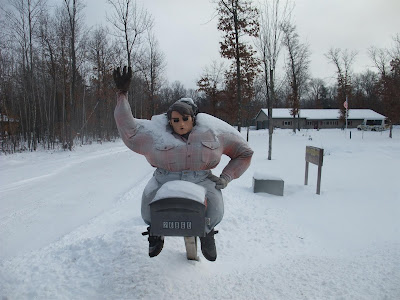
[113,66,132,92]
[207,173,229,190]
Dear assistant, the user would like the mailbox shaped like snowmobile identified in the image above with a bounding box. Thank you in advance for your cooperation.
[148,180,207,260]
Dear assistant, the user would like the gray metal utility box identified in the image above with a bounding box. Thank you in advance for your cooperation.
[150,197,206,237]
[253,173,284,196]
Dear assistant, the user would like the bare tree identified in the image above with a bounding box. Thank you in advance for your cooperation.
[370,34,400,138]
[106,0,153,123]
[170,81,187,102]
[106,0,153,68]
[368,47,390,77]
[352,70,379,109]
[306,78,326,108]
[369,34,400,77]
[3,0,47,150]
[136,30,166,118]
[87,26,118,141]
[256,0,292,159]
[63,0,85,150]
[325,48,357,122]
[197,61,226,116]
[1,0,205,153]
[281,21,310,132]
[388,33,400,60]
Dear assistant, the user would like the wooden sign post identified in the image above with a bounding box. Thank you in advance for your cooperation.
[305,146,324,195]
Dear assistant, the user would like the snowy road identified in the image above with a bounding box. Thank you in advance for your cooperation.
[0,144,153,259]
[1,130,400,299]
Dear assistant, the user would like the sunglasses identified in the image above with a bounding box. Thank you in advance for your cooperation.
[172,116,190,123]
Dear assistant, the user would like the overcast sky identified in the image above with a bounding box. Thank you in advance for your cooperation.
[83,0,400,89]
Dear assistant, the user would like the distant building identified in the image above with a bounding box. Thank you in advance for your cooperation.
[254,108,387,130]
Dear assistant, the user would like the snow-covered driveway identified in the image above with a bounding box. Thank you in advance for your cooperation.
[0,143,153,259]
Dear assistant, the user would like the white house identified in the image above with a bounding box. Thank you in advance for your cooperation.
[254,108,387,130]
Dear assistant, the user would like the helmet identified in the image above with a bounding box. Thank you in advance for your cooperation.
[176,98,198,115]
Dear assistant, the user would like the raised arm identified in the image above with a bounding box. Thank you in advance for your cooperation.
[113,66,152,154]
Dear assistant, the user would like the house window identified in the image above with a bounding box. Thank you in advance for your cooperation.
[283,121,292,126]
[366,120,381,125]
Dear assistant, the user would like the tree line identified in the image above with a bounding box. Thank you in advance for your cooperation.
[1,0,399,154]
[0,0,193,153]
[200,0,399,158]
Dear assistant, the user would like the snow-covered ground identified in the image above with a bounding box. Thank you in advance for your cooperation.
[1,128,399,299]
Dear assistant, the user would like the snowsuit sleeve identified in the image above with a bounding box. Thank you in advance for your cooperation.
[219,133,253,182]
[114,92,153,155]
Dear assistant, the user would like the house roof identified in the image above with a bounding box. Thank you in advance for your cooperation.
[258,109,386,120]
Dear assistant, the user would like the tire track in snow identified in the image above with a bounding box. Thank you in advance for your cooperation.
[0,147,129,194]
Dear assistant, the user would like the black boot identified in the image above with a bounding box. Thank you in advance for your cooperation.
[200,229,218,261]
[148,235,164,258]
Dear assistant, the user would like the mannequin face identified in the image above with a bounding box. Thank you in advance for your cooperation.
[170,111,194,135]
